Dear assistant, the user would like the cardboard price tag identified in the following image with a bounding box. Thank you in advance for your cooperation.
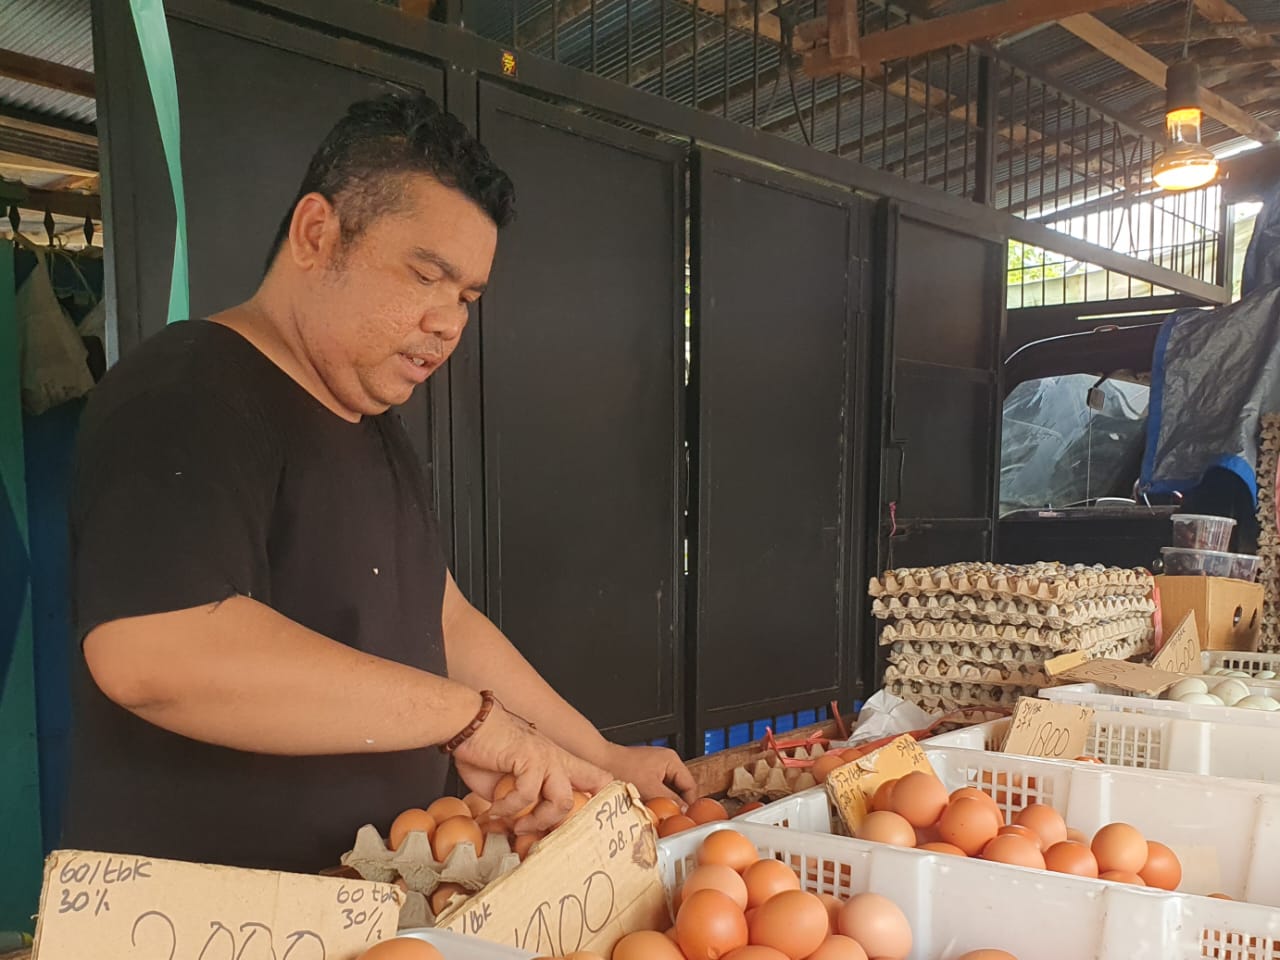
[438,782,667,958]
[32,851,402,960]
[1059,658,1185,696]
[1152,611,1201,675]
[824,735,933,835]
[1001,697,1094,759]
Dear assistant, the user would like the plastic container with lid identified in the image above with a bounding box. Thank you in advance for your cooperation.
[1170,513,1236,550]
[1161,546,1234,577]
[1230,552,1262,582]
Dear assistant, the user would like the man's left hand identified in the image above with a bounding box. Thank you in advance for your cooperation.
[600,743,698,806]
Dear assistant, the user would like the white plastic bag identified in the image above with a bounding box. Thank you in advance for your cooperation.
[17,250,94,414]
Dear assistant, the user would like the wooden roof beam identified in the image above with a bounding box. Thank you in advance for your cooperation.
[1058,14,1279,143]
[0,48,94,99]
[1192,0,1280,74]
[803,0,1142,75]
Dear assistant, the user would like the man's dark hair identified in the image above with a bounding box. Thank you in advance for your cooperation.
[265,90,515,272]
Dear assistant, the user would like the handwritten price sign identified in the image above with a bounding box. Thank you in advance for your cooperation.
[1152,611,1201,675]
[33,851,402,960]
[1001,697,1094,759]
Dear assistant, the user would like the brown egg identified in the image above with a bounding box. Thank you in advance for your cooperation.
[675,889,749,960]
[980,834,1046,870]
[1139,841,1182,891]
[425,796,472,823]
[699,829,760,873]
[997,824,1042,849]
[1074,756,1103,764]
[856,811,917,848]
[1043,841,1099,878]
[1012,804,1067,850]
[735,801,766,818]
[938,799,1000,856]
[647,797,683,822]
[806,935,869,960]
[743,859,801,909]
[513,833,542,860]
[869,779,899,813]
[837,893,913,960]
[1092,823,1147,875]
[722,948,790,960]
[949,787,1003,824]
[812,753,849,784]
[659,814,698,838]
[688,798,730,824]
[462,792,491,819]
[889,771,949,828]
[918,841,967,857]
[1099,870,1145,885]
[914,824,942,846]
[956,952,1019,960]
[388,809,437,851]
[431,815,484,862]
[818,893,843,934]
[1065,828,1089,845]
[357,937,444,959]
[750,890,830,960]
[682,864,750,910]
[428,881,468,916]
[1208,893,1234,900]
[492,774,537,819]
[611,930,685,960]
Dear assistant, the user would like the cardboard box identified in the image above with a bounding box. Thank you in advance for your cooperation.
[436,782,668,957]
[1156,575,1264,652]
[32,851,402,960]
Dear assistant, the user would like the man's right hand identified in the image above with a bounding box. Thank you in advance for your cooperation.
[453,704,611,833]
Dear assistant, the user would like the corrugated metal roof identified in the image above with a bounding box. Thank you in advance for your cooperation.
[0,0,96,124]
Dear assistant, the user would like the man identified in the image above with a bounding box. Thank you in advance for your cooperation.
[66,91,695,873]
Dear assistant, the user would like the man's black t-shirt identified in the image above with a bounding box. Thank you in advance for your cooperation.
[66,320,450,872]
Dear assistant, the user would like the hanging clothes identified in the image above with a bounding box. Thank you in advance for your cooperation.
[15,247,95,415]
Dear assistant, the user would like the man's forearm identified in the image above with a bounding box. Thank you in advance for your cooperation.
[85,595,483,755]
[442,591,615,768]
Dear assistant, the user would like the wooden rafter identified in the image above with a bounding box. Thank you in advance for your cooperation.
[1192,0,1280,75]
[0,112,96,148]
[802,0,1142,75]
[1058,14,1279,143]
[0,48,94,98]
[1136,20,1280,44]
[0,149,96,178]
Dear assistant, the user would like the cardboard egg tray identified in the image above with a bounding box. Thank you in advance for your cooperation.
[1257,414,1280,652]
[883,677,1039,711]
[869,562,1152,603]
[878,614,1155,652]
[342,825,522,927]
[727,755,820,803]
[871,593,1155,629]
[886,631,1151,667]
[883,660,1048,686]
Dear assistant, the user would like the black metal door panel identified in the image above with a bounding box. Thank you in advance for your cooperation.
[692,150,867,732]
[477,86,684,742]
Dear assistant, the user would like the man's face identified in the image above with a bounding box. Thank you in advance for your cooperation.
[297,175,498,416]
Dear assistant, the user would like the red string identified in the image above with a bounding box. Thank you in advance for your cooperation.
[889,501,898,538]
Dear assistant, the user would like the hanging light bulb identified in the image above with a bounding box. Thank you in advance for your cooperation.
[1154,59,1218,191]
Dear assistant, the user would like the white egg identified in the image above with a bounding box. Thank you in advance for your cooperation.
[1235,696,1280,711]
[1166,678,1210,700]
[1226,671,1252,679]
[1208,667,1228,676]
[1212,679,1252,706]
[1178,692,1225,705]
[1257,671,1277,680]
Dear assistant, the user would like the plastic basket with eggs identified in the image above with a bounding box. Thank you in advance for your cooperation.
[733,745,1280,906]
[655,820,1280,960]
[1040,679,1280,728]
[931,706,1280,783]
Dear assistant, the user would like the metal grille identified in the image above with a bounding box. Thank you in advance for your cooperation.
[473,0,1226,290]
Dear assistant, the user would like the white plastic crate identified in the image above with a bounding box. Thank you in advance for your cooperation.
[1041,681,1280,728]
[738,749,1280,905]
[398,928,536,958]
[1201,649,1280,675]
[925,709,1280,784]
[660,820,1280,960]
